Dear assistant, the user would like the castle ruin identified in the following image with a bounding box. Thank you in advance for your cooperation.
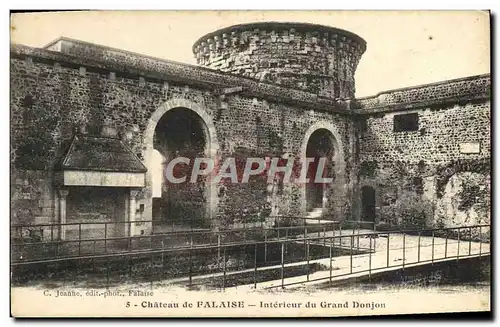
[10,22,491,241]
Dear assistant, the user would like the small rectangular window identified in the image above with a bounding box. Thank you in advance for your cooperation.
[394,113,419,132]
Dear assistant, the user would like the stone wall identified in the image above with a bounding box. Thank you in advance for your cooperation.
[10,38,491,234]
[29,39,349,112]
[193,22,366,99]
[66,187,127,239]
[10,45,354,230]
[355,95,491,229]
[353,74,490,113]
[10,170,55,226]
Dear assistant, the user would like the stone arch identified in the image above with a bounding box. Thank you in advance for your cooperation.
[435,171,491,227]
[299,121,346,218]
[142,99,220,225]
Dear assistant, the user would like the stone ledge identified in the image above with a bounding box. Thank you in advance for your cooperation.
[10,41,491,116]
[192,22,367,55]
[10,42,349,114]
[353,74,491,114]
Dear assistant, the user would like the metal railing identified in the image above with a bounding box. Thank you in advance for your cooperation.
[11,216,348,263]
[10,221,490,291]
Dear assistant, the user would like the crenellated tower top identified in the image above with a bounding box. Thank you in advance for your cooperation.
[192,22,367,99]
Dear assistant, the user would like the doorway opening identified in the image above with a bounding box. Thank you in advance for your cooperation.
[361,186,376,226]
[152,107,209,230]
[305,129,335,213]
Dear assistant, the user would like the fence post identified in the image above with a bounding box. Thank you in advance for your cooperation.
[150,252,154,289]
[444,231,448,259]
[285,228,288,254]
[306,239,310,282]
[329,236,333,286]
[468,227,472,256]
[386,232,390,268]
[350,235,353,274]
[264,230,268,263]
[304,227,308,260]
[417,231,421,263]
[402,233,405,271]
[339,225,342,247]
[128,256,133,280]
[254,243,258,289]
[332,223,336,246]
[356,223,360,251]
[106,260,110,289]
[457,227,461,261]
[189,234,193,287]
[281,241,285,289]
[277,218,280,240]
[104,223,108,253]
[431,231,435,264]
[161,239,165,279]
[79,224,82,256]
[367,237,372,280]
[222,246,226,291]
[479,226,482,257]
[217,233,221,263]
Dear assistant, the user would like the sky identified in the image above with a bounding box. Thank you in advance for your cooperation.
[11,10,490,97]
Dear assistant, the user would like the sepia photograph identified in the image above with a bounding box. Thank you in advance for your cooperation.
[9,10,491,318]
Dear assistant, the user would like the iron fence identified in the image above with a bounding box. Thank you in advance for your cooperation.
[12,216,369,263]
[10,220,490,291]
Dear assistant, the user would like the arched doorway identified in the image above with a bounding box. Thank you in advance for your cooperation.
[299,121,346,219]
[361,186,376,224]
[142,99,219,235]
[152,107,209,229]
[151,149,166,221]
[305,129,336,213]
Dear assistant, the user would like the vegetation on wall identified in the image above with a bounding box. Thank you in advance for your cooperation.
[16,97,60,170]
[435,158,490,198]
[378,190,435,230]
[457,183,481,212]
[359,160,378,178]
[371,160,439,230]
[453,172,490,223]
[371,156,491,233]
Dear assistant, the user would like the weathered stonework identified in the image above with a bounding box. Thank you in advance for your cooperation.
[10,22,491,237]
[193,22,366,99]
[355,91,491,228]
[10,37,354,233]
[352,74,490,113]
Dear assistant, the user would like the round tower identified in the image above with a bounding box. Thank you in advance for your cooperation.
[193,22,366,99]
